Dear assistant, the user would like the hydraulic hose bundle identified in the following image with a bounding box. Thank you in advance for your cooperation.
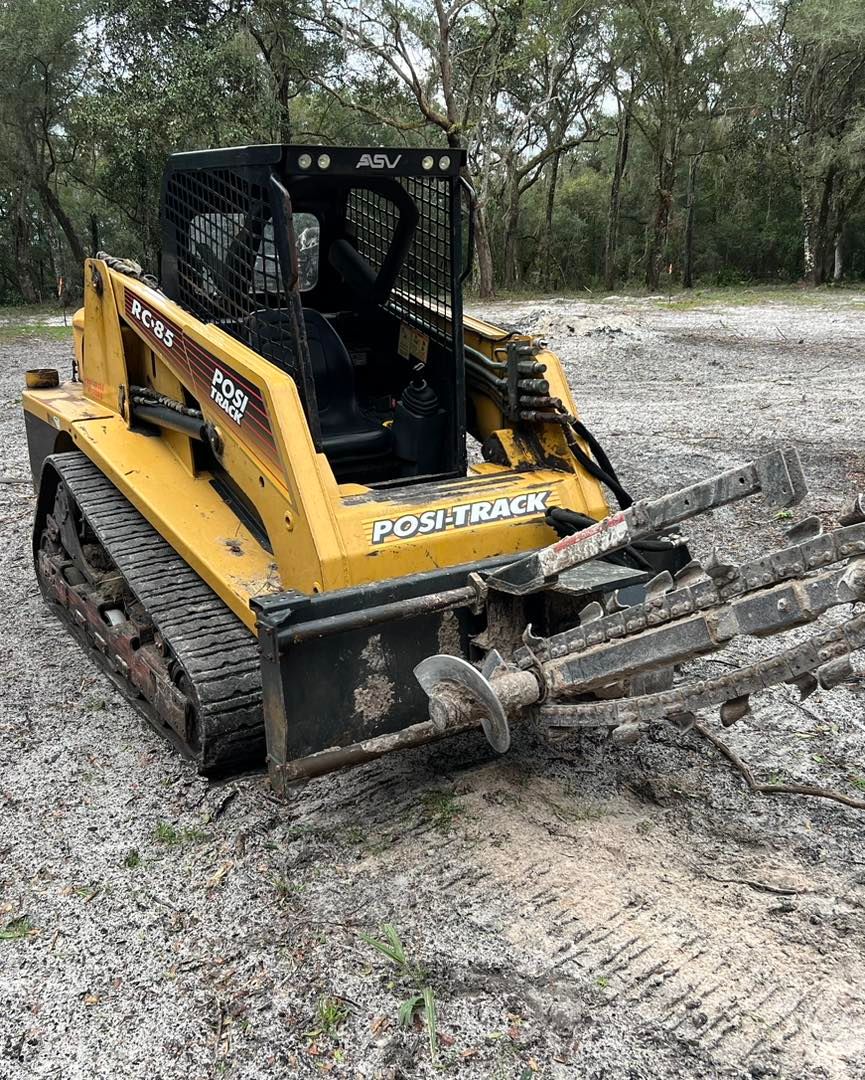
[465,337,688,571]
[465,337,633,509]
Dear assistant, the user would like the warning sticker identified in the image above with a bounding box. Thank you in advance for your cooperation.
[397,323,430,364]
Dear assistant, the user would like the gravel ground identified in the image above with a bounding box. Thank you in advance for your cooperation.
[2,292,865,1080]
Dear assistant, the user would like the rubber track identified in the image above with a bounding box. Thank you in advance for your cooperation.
[47,453,264,772]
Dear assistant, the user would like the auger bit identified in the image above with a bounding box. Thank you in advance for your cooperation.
[415,448,865,752]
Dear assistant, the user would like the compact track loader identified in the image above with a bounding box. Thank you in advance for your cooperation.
[22,144,865,793]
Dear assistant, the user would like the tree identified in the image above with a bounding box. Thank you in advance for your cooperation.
[767,0,865,283]
[601,60,639,291]
[0,0,95,281]
[491,0,607,290]
[618,0,742,290]
[2,0,865,304]
[239,0,343,142]
[72,0,277,266]
[314,0,526,296]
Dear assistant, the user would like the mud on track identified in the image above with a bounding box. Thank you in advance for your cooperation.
[1,292,864,1079]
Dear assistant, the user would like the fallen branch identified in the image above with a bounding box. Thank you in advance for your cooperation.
[693,721,865,811]
[701,871,801,896]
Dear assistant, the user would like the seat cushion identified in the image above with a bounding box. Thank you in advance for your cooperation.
[247,307,391,462]
[320,425,393,458]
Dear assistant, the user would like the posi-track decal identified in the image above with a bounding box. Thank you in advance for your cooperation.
[122,287,280,472]
[209,368,250,423]
[371,489,552,545]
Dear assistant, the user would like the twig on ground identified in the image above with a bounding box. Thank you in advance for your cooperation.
[693,721,865,810]
[789,698,830,727]
[211,788,238,820]
[213,996,225,1059]
[701,871,801,896]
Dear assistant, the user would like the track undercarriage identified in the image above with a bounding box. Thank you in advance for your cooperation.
[34,453,264,773]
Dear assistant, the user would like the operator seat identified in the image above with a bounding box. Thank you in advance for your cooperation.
[247,307,391,466]
[301,309,391,460]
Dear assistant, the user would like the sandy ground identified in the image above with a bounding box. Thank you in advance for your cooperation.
[1,292,865,1080]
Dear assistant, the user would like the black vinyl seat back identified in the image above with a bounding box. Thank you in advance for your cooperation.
[248,308,390,462]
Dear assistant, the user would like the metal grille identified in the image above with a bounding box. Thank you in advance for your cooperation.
[162,166,309,405]
[347,177,453,342]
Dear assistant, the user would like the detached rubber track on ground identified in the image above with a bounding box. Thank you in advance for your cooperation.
[44,452,264,771]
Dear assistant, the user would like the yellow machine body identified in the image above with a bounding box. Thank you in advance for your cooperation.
[23,260,609,634]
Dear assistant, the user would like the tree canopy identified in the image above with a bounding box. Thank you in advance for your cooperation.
[1,0,864,302]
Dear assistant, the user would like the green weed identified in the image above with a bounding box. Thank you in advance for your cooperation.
[153,821,208,847]
[361,923,438,1061]
[0,916,35,941]
[71,885,100,900]
[360,922,423,980]
[397,987,438,1062]
[421,789,462,833]
[304,995,349,1040]
[273,876,307,902]
[180,827,209,845]
[124,848,141,869]
[153,822,181,845]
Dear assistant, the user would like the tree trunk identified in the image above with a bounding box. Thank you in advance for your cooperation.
[473,200,495,298]
[645,149,673,291]
[277,74,292,143]
[503,164,521,290]
[541,149,562,292]
[645,108,681,292]
[802,165,836,285]
[813,167,836,285]
[36,179,85,268]
[682,153,701,289]
[833,228,844,282]
[645,183,672,291]
[604,95,633,292]
[12,184,39,304]
[801,182,815,281]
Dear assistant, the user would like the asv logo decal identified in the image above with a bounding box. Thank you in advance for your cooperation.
[356,152,402,170]
[128,297,175,349]
[210,368,250,424]
[371,490,551,545]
